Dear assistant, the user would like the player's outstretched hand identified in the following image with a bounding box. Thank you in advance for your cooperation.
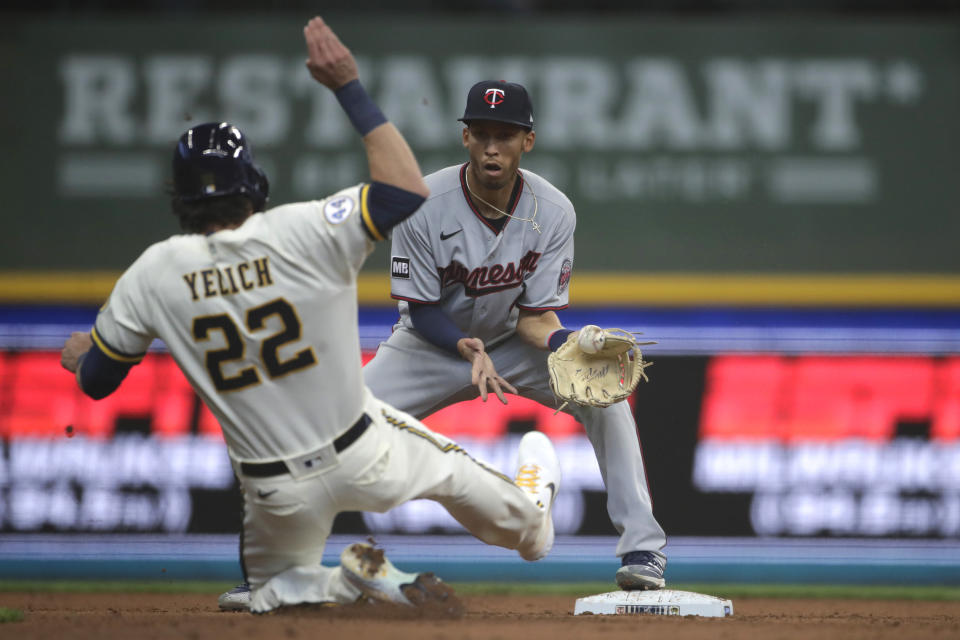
[303,16,359,90]
[61,331,92,373]
[457,337,518,405]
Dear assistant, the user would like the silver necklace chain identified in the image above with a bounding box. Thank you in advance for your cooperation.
[464,169,541,234]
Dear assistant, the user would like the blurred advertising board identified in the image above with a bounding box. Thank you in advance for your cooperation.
[2,17,959,275]
[3,346,958,538]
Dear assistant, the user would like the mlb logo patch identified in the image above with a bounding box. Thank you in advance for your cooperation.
[391,256,411,279]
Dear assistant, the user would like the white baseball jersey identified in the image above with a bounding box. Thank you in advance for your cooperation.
[91,180,557,611]
[91,184,375,463]
[388,163,575,348]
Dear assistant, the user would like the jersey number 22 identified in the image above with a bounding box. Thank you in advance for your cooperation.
[192,298,317,392]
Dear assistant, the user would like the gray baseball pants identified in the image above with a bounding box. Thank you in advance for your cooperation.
[363,327,667,559]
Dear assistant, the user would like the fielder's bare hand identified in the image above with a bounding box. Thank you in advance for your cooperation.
[457,337,517,404]
[61,331,92,373]
[303,16,358,90]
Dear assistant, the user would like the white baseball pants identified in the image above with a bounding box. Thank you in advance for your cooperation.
[236,389,548,612]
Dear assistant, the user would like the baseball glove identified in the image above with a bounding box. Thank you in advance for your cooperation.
[547,326,654,411]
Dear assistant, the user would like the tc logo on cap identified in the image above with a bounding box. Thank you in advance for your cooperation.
[484,88,505,108]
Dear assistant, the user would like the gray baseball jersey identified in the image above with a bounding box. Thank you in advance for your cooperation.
[388,164,575,347]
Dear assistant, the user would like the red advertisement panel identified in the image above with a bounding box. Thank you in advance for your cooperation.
[700,356,960,442]
[0,351,580,440]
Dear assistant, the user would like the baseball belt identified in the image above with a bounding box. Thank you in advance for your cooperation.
[239,413,372,478]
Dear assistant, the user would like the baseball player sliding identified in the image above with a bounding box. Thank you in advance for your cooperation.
[61,17,560,615]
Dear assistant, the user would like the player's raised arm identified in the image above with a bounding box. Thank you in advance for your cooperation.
[303,17,428,238]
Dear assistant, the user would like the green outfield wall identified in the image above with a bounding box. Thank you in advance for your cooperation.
[3,15,958,277]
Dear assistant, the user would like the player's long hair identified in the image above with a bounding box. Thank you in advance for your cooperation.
[171,195,254,234]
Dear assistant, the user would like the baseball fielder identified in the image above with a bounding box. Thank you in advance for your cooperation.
[62,18,560,614]
[363,80,668,590]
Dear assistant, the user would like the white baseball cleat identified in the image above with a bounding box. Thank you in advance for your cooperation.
[339,543,463,617]
[514,431,561,561]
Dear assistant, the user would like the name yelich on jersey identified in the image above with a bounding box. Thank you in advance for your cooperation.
[182,257,274,301]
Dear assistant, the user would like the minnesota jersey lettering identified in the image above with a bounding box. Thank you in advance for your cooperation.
[437,250,542,296]
[183,257,273,301]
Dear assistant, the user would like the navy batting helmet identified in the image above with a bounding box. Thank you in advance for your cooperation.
[173,122,269,212]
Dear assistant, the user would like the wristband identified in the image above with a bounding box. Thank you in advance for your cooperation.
[547,328,575,352]
[334,79,388,136]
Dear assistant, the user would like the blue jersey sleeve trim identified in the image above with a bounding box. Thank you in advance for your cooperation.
[363,182,427,240]
[78,340,136,400]
[358,184,384,241]
[91,326,146,363]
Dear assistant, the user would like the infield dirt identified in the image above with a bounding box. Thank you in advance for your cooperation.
[2,592,959,640]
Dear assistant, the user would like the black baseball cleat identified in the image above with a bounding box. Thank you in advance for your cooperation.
[615,551,667,591]
[340,543,464,618]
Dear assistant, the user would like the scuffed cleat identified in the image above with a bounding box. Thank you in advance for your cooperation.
[218,582,251,611]
[514,431,561,561]
[340,543,463,618]
[616,551,667,591]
